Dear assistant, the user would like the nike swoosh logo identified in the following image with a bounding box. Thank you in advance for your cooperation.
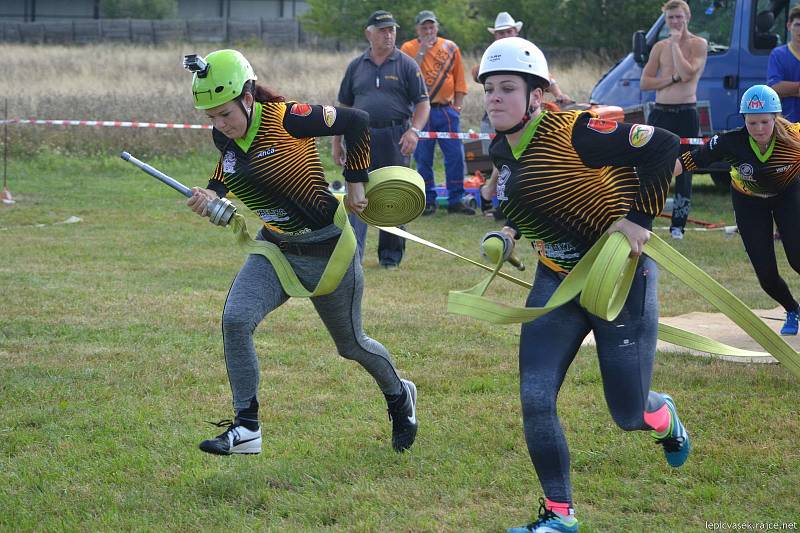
[234,436,259,445]
[407,404,416,425]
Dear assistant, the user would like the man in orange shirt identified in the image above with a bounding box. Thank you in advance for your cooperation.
[401,10,474,215]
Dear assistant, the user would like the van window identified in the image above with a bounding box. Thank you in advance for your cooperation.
[751,0,788,52]
[657,0,735,54]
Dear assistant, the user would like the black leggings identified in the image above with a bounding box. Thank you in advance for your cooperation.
[647,106,699,230]
[732,183,800,312]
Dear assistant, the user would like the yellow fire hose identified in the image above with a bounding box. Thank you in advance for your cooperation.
[377,225,800,379]
[226,157,799,379]
[230,166,425,297]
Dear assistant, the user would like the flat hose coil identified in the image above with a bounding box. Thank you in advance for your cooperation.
[358,166,425,227]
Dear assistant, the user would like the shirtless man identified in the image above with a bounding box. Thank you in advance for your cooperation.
[641,0,708,240]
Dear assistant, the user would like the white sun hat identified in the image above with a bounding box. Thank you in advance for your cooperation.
[488,12,523,34]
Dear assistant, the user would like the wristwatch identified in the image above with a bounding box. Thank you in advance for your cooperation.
[411,127,422,136]
[453,104,463,112]
[671,73,682,83]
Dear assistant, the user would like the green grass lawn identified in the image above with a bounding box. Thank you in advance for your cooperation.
[1,153,798,532]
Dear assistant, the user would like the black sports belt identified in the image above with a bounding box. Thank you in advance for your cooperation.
[430,103,451,107]
[369,118,408,129]
[261,232,339,257]
[652,103,697,113]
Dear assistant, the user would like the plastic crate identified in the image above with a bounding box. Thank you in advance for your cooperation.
[434,186,498,209]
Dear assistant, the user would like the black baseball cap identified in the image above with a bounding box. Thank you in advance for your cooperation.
[366,10,399,29]
[415,10,438,24]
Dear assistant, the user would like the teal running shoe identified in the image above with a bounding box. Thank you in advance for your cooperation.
[654,394,691,468]
[507,498,578,533]
[780,309,799,336]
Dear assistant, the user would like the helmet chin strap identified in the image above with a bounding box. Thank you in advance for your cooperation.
[237,80,255,131]
[238,99,253,131]
[495,105,534,135]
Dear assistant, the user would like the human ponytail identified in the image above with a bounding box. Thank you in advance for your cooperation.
[774,116,800,150]
[243,80,285,103]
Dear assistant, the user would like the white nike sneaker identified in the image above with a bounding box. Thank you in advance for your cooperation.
[388,379,418,452]
[670,227,684,240]
[199,419,262,455]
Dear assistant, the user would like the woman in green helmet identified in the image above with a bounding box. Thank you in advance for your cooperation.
[184,49,417,455]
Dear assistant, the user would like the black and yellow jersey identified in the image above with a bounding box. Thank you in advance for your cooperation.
[206,101,370,235]
[490,111,678,273]
[681,124,800,198]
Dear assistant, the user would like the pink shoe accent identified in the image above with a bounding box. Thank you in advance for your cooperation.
[644,403,671,433]
[545,498,573,517]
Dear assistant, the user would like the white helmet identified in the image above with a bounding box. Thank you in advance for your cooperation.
[478,37,549,88]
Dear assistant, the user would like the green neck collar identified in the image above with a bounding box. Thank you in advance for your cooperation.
[511,111,547,160]
[234,101,262,153]
[748,133,775,162]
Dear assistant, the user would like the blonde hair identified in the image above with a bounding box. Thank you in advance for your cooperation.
[662,0,690,16]
[774,116,800,150]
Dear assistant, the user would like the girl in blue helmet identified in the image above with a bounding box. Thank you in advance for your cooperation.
[679,84,800,335]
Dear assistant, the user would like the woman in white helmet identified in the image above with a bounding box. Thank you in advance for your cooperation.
[678,84,800,335]
[477,37,686,532]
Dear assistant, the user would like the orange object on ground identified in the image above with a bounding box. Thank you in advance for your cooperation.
[463,172,485,189]
[1,186,14,205]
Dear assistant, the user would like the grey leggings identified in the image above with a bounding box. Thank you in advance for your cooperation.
[519,257,665,503]
[222,226,403,413]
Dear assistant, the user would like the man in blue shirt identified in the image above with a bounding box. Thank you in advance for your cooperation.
[768,5,800,122]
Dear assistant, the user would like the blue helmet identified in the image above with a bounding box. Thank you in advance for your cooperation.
[739,84,782,114]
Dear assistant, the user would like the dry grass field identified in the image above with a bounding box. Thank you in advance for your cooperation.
[0,42,611,155]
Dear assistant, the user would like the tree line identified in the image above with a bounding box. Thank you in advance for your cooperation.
[302,0,668,56]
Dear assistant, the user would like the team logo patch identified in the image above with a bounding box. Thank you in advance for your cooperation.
[708,135,719,150]
[290,103,312,117]
[738,163,754,180]
[587,118,618,134]
[628,124,654,148]
[496,164,511,201]
[322,105,337,128]
[746,95,765,111]
[222,150,236,173]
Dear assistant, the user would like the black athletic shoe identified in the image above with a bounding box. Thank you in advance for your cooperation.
[388,379,418,452]
[199,419,262,455]
[422,204,437,216]
[447,201,476,215]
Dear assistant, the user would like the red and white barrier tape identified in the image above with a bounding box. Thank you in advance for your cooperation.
[0,117,712,143]
[680,137,710,145]
[0,118,212,129]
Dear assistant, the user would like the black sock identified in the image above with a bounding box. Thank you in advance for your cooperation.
[235,398,259,430]
[385,385,407,409]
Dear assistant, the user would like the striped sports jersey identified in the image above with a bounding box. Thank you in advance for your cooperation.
[681,124,800,198]
[490,111,678,273]
[207,101,370,234]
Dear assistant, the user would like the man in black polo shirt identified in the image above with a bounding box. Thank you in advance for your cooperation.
[334,10,430,269]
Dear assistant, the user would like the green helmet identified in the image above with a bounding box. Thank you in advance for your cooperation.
[188,49,257,110]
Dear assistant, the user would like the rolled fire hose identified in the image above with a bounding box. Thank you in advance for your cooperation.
[356,166,426,226]
[378,225,800,378]
[235,165,424,296]
[232,165,425,296]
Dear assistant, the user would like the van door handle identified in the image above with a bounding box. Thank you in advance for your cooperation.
[723,75,738,89]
